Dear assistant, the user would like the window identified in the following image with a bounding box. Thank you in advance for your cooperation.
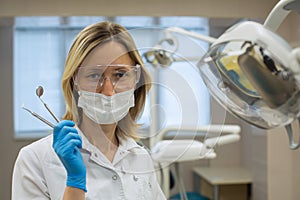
[13,16,210,139]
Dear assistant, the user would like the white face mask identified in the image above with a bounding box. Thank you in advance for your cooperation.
[77,89,135,124]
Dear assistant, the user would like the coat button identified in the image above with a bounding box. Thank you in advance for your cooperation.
[133,175,139,181]
[112,175,118,180]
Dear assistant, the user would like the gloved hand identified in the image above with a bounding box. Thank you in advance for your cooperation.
[52,120,87,192]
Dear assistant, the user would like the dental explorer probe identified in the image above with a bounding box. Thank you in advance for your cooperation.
[22,105,55,128]
[36,86,60,122]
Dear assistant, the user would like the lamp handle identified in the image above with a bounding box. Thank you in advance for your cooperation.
[285,118,300,150]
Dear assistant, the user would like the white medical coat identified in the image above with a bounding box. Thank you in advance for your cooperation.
[12,128,166,200]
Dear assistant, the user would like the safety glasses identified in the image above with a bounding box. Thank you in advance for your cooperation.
[74,64,141,93]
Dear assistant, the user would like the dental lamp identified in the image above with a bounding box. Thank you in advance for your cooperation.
[145,0,300,150]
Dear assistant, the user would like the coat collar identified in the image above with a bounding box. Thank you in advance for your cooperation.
[76,126,142,153]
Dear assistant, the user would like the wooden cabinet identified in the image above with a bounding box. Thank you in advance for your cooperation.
[193,167,252,200]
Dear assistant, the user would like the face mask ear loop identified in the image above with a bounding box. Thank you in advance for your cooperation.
[285,118,300,150]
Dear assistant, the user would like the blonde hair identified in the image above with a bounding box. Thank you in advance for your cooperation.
[61,21,151,140]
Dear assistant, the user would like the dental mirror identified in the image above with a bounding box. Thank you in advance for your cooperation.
[36,86,44,98]
[35,86,60,122]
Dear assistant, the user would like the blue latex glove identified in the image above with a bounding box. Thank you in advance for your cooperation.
[52,120,87,192]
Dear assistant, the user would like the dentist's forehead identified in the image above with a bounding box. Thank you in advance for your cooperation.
[82,41,133,66]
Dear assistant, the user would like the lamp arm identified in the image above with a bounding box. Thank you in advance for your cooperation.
[264,0,299,31]
[164,27,217,44]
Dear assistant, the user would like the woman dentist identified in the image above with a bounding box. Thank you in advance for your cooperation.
[12,21,166,200]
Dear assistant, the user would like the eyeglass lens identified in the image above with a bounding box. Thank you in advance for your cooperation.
[76,65,139,92]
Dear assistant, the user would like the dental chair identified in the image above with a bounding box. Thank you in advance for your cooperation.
[150,125,241,200]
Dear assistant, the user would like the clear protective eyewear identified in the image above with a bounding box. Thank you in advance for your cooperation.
[75,64,141,93]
